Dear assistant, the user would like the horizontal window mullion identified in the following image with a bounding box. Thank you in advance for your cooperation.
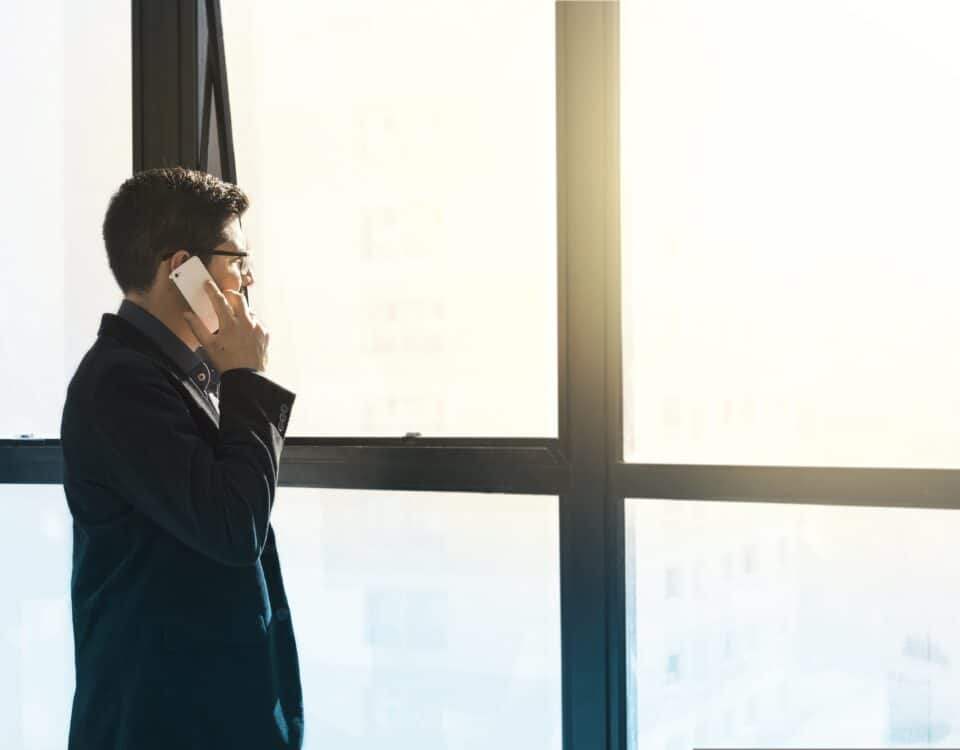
[0,442,571,494]
[614,462,960,510]
[281,440,566,465]
[284,436,562,448]
[0,444,62,484]
[280,459,568,495]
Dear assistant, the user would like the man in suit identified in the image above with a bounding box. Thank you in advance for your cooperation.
[60,167,304,748]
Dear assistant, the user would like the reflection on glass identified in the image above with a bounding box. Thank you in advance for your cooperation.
[621,0,960,467]
[0,485,74,748]
[626,498,960,749]
[221,0,558,438]
[271,488,562,749]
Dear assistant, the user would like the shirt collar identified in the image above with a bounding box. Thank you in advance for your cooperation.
[117,299,220,395]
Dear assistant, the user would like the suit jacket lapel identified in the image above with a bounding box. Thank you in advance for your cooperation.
[97,313,220,433]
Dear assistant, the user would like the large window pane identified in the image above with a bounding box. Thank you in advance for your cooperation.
[271,488,561,749]
[221,1,558,438]
[621,0,960,467]
[626,497,960,749]
[0,485,74,749]
[3,484,560,748]
[0,1,131,439]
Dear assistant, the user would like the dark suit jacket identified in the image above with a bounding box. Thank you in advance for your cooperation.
[60,312,304,749]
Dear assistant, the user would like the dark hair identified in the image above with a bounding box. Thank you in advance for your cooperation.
[102,166,250,293]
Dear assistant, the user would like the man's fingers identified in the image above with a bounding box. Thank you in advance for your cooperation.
[222,288,243,308]
[203,279,235,324]
[222,289,253,320]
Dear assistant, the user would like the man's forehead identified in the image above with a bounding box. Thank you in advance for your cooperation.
[221,215,245,241]
[218,223,248,253]
[216,238,246,253]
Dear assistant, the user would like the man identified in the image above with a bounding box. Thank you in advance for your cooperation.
[60,167,304,748]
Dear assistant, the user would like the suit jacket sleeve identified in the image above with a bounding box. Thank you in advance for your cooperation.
[92,356,295,567]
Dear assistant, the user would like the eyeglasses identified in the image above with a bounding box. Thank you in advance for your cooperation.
[192,250,252,277]
[162,249,252,276]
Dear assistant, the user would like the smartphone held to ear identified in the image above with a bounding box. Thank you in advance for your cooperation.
[170,256,220,334]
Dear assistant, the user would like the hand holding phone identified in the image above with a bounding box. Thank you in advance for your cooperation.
[175,268,270,373]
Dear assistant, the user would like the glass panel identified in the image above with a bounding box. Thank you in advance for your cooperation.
[221,1,558,438]
[0,485,74,748]
[621,0,960,467]
[0,2,132,438]
[270,488,562,748]
[626,497,960,749]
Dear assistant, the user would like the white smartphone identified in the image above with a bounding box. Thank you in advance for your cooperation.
[169,255,221,334]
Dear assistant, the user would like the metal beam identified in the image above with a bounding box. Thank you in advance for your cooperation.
[556,4,624,750]
[0,439,568,495]
[0,442,62,484]
[12,440,960,511]
[614,463,960,511]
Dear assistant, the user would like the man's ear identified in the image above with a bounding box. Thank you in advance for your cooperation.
[168,250,191,270]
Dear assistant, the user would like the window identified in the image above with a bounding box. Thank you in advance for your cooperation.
[0,485,74,747]
[0,0,131,438]
[269,487,562,748]
[626,498,960,748]
[621,0,960,467]
[8,3,958,749]
[220,0,558,438]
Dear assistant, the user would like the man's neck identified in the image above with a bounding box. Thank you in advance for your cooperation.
[124,292,200,351]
